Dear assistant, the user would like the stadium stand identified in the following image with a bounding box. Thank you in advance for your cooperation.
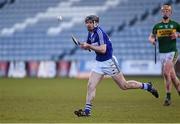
[0,0,179,62]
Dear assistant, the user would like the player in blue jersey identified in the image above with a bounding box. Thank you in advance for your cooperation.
[74,15,159,117]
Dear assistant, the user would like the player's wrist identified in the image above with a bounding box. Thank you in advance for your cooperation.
[87,44,91,49]
[150,39,155,44]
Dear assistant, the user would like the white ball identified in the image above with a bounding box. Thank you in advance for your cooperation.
[57,16,62,21]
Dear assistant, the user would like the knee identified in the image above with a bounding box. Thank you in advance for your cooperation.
[170,72,177,81]
[163,68,170,79]
[164,61,173,73]
[163,71,169,79]
[120,82,129,90]
[164,73,171,82]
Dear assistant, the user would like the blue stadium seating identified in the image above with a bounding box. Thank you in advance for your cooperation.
[0,0,179,61]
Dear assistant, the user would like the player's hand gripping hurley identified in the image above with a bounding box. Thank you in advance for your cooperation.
[71,35,91,52]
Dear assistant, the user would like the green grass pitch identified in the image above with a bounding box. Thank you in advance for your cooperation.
[0,76,180,123]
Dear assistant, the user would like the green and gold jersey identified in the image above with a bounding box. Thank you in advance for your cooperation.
[152,20,180,53]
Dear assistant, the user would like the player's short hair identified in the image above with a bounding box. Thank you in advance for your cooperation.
[161,4,172,12]
[85,15,99,23]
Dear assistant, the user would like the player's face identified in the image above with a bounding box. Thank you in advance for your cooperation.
[162,9,171,19]
[85,20,95,32]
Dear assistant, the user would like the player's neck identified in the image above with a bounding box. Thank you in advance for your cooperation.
[162,18,170,23]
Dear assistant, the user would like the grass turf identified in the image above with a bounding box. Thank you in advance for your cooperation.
[0,76,180,123]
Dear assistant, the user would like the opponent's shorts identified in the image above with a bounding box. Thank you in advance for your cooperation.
[159,51,179,65]
[92,56,121,76]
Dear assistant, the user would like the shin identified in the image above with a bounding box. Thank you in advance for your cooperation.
[163,61,172,93]
[86,72,104,104]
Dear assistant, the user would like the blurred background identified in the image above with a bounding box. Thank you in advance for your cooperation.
[0,0,179,78]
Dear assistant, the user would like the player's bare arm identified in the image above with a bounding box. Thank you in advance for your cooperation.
[170,32,180,39]
[148,33,156,45]
[80,43,106,54]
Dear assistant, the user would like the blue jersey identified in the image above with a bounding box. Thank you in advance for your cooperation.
[86,26,113,62]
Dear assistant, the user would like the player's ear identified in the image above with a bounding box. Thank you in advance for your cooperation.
[93,21,98,27]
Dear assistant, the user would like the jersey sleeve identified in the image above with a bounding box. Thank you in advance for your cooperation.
[97,29,105,45]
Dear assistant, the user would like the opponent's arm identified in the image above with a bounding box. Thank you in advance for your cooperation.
[174,22,180,38]
[148,33,156,45]
[170,32,179,39]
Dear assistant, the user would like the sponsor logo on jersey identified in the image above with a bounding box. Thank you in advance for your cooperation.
[157,29,176,37]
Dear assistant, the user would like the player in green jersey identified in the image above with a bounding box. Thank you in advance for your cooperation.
[149,4,180,106]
